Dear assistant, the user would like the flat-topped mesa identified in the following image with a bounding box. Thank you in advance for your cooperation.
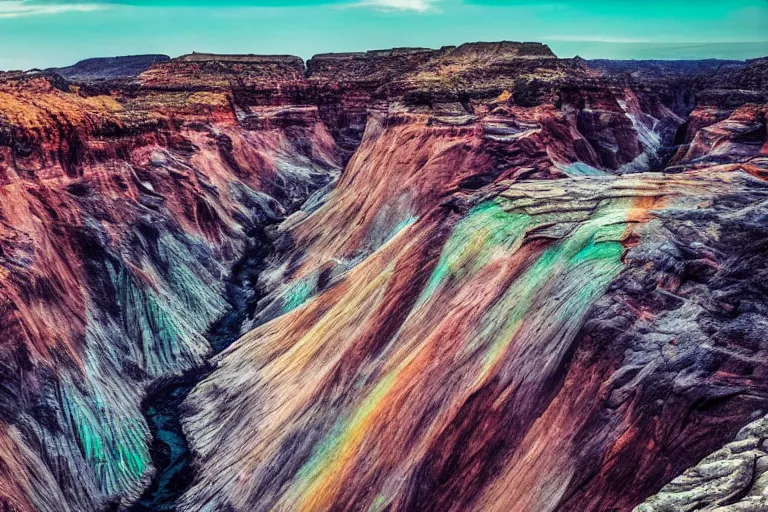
[136,52,307,92]
[306,42,557,81]
[310,47,437,60]
[305,42,566,106]
[175,52,305,68]
[306,48,442,83]
[698,56,768,106]
[376,42,570,105]
[445,40,557,60]
[59,42,561,100]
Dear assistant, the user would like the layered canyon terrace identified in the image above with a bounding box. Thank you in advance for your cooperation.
[0,42,767,511]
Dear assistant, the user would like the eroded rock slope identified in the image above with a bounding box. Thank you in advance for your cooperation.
[0,43,766,512]
[0,58,340,511]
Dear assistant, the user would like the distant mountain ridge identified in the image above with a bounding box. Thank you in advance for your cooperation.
[49,54,170,81]
[43,48,763,87]
[41,42,556,82]
[585,58,745,77]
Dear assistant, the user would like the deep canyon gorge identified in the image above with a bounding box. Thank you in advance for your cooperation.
[1,42,767,511]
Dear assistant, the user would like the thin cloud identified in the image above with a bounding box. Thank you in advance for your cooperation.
[0,0,104,17]
[0,0,441,15]
[350,0,437,12]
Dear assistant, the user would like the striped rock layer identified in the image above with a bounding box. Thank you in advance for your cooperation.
[0,45,766,511]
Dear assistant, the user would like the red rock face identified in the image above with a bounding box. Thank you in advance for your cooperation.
[669,105,767,169]
[0,44,766,512]
[0,63,340,511]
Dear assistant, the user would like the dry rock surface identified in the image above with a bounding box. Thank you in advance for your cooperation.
[0,43,766,512]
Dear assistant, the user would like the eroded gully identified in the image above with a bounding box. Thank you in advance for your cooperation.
[127,223,275,512]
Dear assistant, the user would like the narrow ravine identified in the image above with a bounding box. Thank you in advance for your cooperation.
[127,225,276,512]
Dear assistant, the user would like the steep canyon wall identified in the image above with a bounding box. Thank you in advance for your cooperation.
[0,43,766,511]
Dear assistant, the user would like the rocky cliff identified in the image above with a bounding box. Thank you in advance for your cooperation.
[0,55,340,511]
[0,42,766,512]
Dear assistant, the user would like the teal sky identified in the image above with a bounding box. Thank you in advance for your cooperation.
[0,0,766,70]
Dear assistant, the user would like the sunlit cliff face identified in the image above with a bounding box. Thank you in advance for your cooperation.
[0,45,767,512]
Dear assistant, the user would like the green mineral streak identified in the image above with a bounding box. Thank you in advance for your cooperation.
[60,380,149,497]
[281,276,317,314]
[392,215,418,235]
[80,418,103,461]
[571,237,624,265]
[563,162,606,177]
[477,203,629,368]
[368,494,390,512]
[294,415,349,485]
[421,200,531,302]
[117,267,203,376]
[158,235,227,331]
[559,241,624,323]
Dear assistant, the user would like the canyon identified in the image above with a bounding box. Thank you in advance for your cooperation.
[0,42,767,511]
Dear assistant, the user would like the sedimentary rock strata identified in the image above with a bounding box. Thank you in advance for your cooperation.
[0,42,766,511]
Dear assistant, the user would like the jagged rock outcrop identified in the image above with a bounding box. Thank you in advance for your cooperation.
[636,416,768,511]
[0,42,766,512]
